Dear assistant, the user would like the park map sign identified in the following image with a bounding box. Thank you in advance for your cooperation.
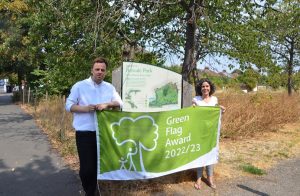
[122,62,182,112]
[96,107,221,180]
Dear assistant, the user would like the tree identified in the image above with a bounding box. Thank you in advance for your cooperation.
[3,0,296,96]
[0,0,29,84]
[15,0,126,94]
[111,116,158,172]
[121,0,276,86]
[237,68,260,91]
[258,0,300,95]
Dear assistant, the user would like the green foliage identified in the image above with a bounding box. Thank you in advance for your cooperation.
[199,72,239,90]
[267,73,284,89]
[240,164,266,175]
[237,68,260,90]
[163,65,182,74]
[292,72,300,92]
[0,0,28,11]
[11,91,21,102]
[9,73,18,84]
[15,0,124,94]
[256,0,300,94]
[0,1,31,84]
[134,52,165,67]
[1,0,299,95]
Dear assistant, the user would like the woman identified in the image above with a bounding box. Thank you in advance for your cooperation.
[192,78,225,190]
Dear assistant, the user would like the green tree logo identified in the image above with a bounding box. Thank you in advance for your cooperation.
[111,116,159,172]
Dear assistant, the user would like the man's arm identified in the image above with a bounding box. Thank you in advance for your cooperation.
[66,83,96,113]
[95,101,121,111]
[96,86,123,111]
[70,104,96,113]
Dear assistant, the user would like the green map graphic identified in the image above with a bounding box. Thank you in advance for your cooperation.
[125,89,141,109]
[149,82,178,107]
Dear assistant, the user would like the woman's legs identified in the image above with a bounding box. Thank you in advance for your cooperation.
[206,165,216,188]
[194,167,204,189]
[206,164,213,177]
[197,167,204,179]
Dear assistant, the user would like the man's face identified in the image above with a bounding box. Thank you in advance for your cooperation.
[91,62,107,84]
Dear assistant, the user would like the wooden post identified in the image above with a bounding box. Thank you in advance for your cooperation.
[60,95,66,141]
[27,87,31,104]
[34,89,37,112]
[22,88,25,105]
[46,91,48,101]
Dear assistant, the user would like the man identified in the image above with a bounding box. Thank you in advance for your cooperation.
[66,57,123,196]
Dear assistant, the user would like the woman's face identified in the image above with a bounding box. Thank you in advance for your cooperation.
[201,81,211,96]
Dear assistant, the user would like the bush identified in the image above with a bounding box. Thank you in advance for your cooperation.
[12,91,21,102]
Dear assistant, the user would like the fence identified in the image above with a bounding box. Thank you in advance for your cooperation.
[13,87,39,106]
[14,88,71,143]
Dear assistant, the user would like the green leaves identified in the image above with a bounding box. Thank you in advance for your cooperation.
[1,0,298,95]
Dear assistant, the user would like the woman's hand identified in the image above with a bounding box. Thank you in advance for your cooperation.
[220,105,226,113]
[192,100,197,108]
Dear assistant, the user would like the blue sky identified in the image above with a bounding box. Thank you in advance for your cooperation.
[164,54,239,74]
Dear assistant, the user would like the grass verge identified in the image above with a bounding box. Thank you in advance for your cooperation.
[240,164,266,175]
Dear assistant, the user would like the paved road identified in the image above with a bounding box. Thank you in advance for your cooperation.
[0,93,82,196]
[216,157,300,196]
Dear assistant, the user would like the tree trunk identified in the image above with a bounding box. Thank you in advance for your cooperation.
[17,62,24,86]
[287,62,292,96]
[287,40,294,96]
[181,0,203,84]
[182,3,197,83]
[129,43,136,61]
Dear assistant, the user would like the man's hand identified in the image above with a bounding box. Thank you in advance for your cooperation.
[95,103,109,111]
[96,101,121,111]
[86,104,96,112]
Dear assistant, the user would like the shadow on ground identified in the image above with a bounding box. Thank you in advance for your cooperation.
[0,156,81,196]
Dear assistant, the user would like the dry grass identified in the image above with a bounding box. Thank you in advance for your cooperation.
[20,91,300,195]
[218,91,300,138]
[217,122,300,179]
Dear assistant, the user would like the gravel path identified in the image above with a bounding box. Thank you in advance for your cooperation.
[0,93,82,196]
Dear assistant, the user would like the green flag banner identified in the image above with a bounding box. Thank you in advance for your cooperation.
[96,106,221,180]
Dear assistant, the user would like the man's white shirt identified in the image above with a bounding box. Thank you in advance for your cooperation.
[66,77,123,131]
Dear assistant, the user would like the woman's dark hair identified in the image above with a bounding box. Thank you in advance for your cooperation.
[195,78,216,96]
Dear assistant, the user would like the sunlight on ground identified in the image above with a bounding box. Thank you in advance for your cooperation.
[217,121,300,179]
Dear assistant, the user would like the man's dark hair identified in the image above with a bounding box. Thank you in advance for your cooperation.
[195,78,216,96]
[92,57,108,68]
